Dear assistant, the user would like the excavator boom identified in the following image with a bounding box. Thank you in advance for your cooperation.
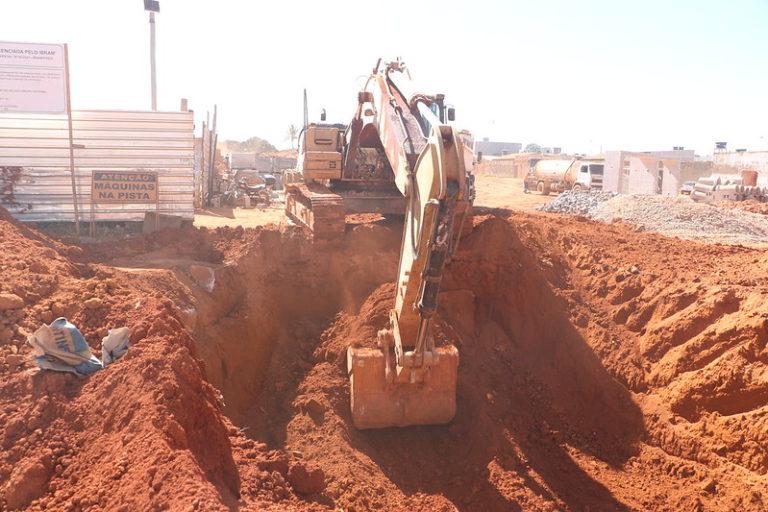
[348,123,467,429]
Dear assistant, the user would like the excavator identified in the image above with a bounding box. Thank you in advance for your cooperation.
[286,59,474,428]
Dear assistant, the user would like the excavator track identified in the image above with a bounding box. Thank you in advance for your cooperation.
[285,182,345,242]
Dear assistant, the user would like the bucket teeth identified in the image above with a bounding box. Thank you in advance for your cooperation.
[347,345,458,429]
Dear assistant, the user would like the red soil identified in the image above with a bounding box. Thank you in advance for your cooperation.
[715,200,768,216]
[0,208,325,511]
[264,212,767,511]
[1,205,767,511]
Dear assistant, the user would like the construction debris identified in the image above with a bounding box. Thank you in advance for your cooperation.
[24,318,131,374]
[691,175,767,203]
[27,318,104,374]
[101,327,132,365]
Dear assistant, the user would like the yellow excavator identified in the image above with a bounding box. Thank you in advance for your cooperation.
[287,59,473,428]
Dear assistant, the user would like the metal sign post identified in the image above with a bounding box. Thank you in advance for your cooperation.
[208,105,217,205]
[63,44,81,234]
[149,11,157,111]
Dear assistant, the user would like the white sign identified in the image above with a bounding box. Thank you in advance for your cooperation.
[0,41,67,114]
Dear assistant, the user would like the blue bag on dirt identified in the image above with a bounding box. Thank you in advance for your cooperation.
[27,317,103,375]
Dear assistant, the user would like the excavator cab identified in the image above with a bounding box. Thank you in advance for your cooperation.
[298,124,344,180]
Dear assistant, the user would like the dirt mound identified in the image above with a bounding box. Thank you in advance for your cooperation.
[0,207,332,511]
[280,277,641,511]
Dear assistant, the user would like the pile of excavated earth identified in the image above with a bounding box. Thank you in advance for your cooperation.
[540,191,768,244]
[1,202,767,511]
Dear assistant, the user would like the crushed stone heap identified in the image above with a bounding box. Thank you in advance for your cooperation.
[539,191,768,244]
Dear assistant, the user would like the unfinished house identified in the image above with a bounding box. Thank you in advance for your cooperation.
[603,150,695,195]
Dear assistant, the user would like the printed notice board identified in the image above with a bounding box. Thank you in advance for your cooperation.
[0,41,67,114]
[91,171,159,203]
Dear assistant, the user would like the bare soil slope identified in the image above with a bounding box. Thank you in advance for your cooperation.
[1,206,766,511]
[264,212,768,511]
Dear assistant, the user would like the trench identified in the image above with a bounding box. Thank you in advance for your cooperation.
[185,223,402,438]
[167,215,646,511]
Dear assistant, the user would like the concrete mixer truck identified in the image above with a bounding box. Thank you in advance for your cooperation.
[525,158,604,195]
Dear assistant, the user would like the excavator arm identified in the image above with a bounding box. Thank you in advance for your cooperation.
[291,59,471,428]
[347,122,467,429]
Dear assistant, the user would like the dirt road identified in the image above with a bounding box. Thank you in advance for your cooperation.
[194,204,287,229]
[474,176,551,211]
[193,176,549,230]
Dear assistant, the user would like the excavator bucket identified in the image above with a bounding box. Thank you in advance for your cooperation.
[347,345,459,429]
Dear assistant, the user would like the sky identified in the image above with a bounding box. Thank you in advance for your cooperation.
[2,0,767,155]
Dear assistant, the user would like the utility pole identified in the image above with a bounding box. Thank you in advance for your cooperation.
[149,11,156,110]
[144,1,160,110]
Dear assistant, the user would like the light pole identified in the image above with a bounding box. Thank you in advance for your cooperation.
[144,1,160,110]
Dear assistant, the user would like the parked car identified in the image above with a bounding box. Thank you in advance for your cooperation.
[680,181,696,195]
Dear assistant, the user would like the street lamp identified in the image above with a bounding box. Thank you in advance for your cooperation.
[143,1,160,110]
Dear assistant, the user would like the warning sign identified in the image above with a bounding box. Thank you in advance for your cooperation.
[91,171,158,203]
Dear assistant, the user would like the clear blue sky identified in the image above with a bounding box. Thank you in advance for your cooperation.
[3,0,767,155]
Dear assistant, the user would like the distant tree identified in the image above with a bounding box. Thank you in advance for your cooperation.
[286,124,299,150]
[223,136,277,153]
[524,143,542,153]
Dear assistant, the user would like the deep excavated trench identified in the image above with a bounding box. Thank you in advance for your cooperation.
[93,211,768,511]
[170,216,653,511]
[184,222,403,434]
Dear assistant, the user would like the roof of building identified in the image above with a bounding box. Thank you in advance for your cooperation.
[474,141,523,155]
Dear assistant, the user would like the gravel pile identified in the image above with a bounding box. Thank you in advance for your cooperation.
[539,191,768,244]
[537,190,617,215]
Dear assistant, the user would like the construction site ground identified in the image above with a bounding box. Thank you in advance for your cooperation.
[1,175,767,511]
[193,176,549,229]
